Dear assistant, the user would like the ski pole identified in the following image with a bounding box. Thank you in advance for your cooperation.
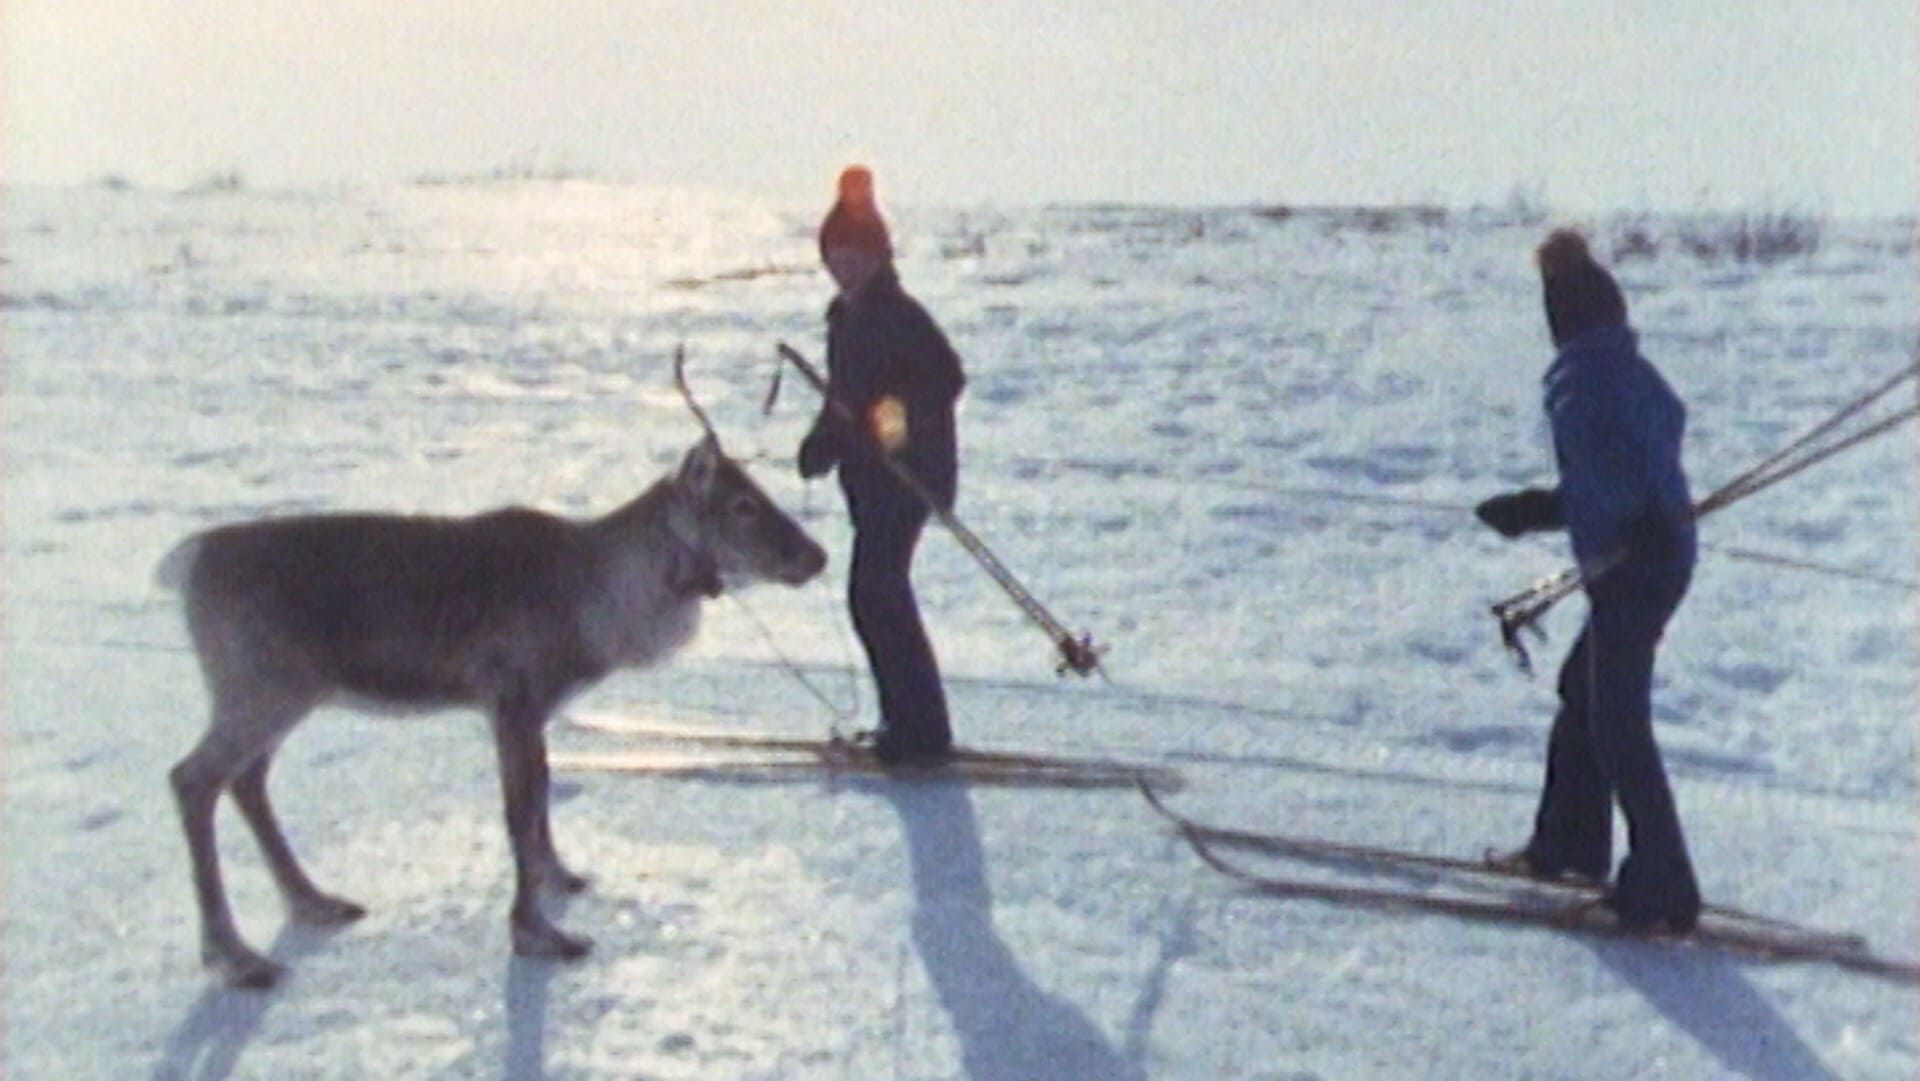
[775,341,1107,677]
[1491,357,1919,670]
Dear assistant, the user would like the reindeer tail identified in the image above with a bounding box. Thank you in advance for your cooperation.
[155,535,204,591]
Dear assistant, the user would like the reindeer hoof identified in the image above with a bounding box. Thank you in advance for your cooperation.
[292,892,368,925]
[209,947,285,990]
[513,922,592,961]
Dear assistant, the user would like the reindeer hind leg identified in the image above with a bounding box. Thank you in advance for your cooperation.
[229,753,367,925]
[171,719,284,989]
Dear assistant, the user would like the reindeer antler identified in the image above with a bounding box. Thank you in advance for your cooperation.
[673,344,719,440]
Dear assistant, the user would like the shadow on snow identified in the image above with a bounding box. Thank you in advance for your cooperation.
[152,922,351,1081]
[1589,940,1841,1081]
[885,781,1151,1080]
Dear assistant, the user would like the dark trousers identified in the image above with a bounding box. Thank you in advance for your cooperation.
[846,487,951,750]
[1526,558,1698,919]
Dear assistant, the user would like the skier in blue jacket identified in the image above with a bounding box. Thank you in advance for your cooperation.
[1476,229,1701,932]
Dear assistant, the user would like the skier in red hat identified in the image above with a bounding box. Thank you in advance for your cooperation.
[799,166,966,764]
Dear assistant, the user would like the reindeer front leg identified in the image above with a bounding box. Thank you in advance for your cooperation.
[532,774,590,896]
[523,711,588,895]
[491,690,591,960]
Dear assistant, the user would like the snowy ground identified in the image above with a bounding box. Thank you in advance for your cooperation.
[3,182,1916,1079]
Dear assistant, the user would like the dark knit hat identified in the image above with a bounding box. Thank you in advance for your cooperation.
[818,165,892,263]
[1536,229,1627,347]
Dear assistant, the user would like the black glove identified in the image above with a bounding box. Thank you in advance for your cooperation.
[797,428,838,479]
[1475,487,1563,539]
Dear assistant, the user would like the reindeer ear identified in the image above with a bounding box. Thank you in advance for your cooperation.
[678,434,723,496]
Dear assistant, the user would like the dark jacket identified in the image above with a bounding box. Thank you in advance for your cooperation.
[1544,324,1696,576]
[804,267,965,511]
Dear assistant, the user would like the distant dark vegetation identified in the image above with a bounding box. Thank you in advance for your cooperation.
[1603,210,1824,266]
[411,158,598,187]
[1253,204,1452,232]
[181,170,247,196]
[1253,183,1549,233]
[1251,200,1831,266]
[72,168,1857,270]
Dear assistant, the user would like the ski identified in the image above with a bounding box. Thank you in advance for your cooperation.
[565,712,1182,788]
[1175,820,1920,984]
[551,745,1175,790]
[1144,787,1912,983]
[1137,782,1852,945]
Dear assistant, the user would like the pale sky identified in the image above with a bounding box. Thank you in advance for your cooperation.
[6,1,1916,213]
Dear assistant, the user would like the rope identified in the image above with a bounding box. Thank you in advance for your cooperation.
[1702,543,1919,591]
[725,592,861,740]
[960,452,1916,601]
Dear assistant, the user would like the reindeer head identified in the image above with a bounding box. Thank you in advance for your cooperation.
[670,349,827,589]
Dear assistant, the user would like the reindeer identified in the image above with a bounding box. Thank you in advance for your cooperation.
[158,353,827,988]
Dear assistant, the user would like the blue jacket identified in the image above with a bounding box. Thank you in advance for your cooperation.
[1544,325,1696,576]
